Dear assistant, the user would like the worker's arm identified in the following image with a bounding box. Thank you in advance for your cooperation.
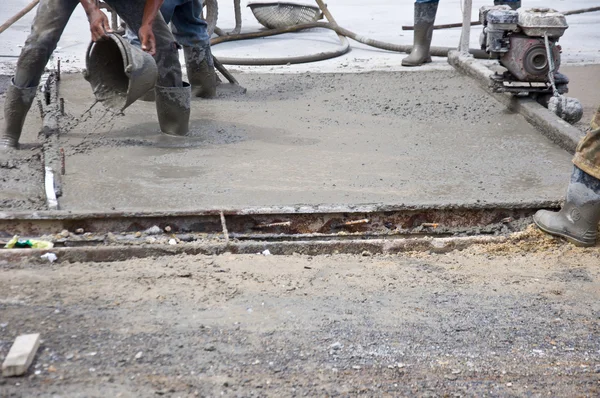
[138,0,165,56]
[79,0,111,41]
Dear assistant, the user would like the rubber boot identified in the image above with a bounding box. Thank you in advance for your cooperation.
[183,45,217,99]
[0,80,37,149]
[534,167,600,247]
[155,82,191,136]
[402,2,439,67]
[494,1,521,10]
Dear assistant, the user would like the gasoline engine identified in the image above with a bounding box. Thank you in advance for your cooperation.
[479,6,583,123]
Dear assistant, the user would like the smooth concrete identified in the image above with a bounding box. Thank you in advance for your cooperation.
[560,64,600,132]
[43,71,574,212]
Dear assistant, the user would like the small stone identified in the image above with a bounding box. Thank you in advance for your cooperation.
[506,382,513,387]
[75,228,84,234]
[60,230,70,238]
[204,345,216,352]
[329,342,342,350]
[0,323,8,328]
[168,239,177,246]
[352,365,361,370]
[145,226,161,235]
[164,226,172,232]
[47,365,57,373]
[361,250,372,257]
[178,234,194,242]
[65,353,74,360]
[135,351,143,360]
[134,232,142,238]
[145,237,157,244]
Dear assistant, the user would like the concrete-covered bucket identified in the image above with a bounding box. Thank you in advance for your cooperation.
[84,33,158,111]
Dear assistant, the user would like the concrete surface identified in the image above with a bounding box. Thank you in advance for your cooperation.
[36,70,573,212]
[0,232,599,396]
[561,64,600,132]
[1,0,599,75]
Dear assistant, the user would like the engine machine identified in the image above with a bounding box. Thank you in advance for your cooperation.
[479,6,569,95]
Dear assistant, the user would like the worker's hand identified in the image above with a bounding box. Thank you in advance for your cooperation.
[139,24,156,56]
[87,9,111,41]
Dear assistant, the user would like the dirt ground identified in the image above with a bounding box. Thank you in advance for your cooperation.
[1,229,599,397]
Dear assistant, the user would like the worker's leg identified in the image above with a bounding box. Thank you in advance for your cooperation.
[1,0,79,149]
[534,107,600,247]
[105,0,190,135]
[402,0,439,67]
[171,0,216,98]
[494,0,521,10]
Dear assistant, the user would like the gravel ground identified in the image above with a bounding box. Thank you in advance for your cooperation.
[1,228,599,397]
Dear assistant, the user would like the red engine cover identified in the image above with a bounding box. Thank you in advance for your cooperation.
[500,35,561,82]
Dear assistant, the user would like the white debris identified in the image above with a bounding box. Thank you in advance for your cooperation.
[329,342,342,350]
[262,249,272,256]
[145,226,161,235]
[134,351,143,360]
[168,239,177,246]
[40,253,58,263]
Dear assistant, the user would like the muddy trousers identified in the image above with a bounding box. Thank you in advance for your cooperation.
[2,0,184,147]
[573,107,600,179]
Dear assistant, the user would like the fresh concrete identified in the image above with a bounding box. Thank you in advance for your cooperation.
[38,70,573,212]
[447,51,586,153]
[561,64,600,132]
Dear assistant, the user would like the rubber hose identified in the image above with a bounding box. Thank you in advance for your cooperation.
[210,21,490,65]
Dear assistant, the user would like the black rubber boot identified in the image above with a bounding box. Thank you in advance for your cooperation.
[183,45,217,99]
[0,80,37,150]
[534,167,600,247]
[155,82,191,136]
[494,1,521,10]
[402,2,439,67]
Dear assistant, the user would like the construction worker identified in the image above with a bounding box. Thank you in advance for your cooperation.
[125,0,217,98]
[0,0,191,150]
[402,0,521,67]
[534,107,600,247]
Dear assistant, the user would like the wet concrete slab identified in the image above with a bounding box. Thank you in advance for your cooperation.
[14,70,575,212]
[560,64,600,132]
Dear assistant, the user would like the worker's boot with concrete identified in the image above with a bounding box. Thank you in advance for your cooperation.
[0,80,37,150]
[183,45,217,99]
[155,82,191,136]
[494,0,521,10]
[402,1,439,67]
[534,167,600,247]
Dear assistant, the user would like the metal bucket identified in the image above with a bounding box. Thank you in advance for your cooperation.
[84,33,158,111]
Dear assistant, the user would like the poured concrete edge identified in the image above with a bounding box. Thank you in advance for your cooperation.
[0,199,562,220]
[0,235,509,263]
[447,50,584,154]
[40,72,62,210]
